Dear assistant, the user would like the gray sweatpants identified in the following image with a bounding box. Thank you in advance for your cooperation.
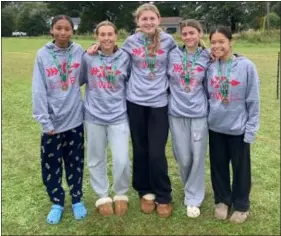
[169,116,208,207]
[86,121,130,198]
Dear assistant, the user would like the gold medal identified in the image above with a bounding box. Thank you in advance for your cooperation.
[222,98,229,105]
[184,86,191,93]
[149,72,155,79]
[62,83,68,91]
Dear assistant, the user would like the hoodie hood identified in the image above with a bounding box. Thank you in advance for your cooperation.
[214,54,247,70]
[45,41,74,54]
[97,47,123,62]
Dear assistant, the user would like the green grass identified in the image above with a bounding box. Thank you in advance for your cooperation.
[2,38,280,235]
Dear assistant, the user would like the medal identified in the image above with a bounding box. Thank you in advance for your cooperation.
[182,48,200,91]
[218,57,233,103]
[149,72,155,79]
[99,52,120,86]
[143,36,156,79]
[49,47,72,92]
[184,86,191,93]
[62,83,68,91]
[222,98,229,105]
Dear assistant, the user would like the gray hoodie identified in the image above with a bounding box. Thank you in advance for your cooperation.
[122,31,176,107]
[32,42,84,133]
[80,49,130,125]
[207,55,260,143]
[168,46,210,118]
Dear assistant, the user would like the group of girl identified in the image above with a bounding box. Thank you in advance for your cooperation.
[32,3,260,225]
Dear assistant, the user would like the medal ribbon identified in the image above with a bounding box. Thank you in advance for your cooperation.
[218,57,232,100]
[143,37,156,74]
[98,52,120,84]
[183,48,200,86]
[49,48,72,82]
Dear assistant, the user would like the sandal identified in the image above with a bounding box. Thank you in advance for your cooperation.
[72,202,87,220]
[187,205,200,218]
[46,204,64,224]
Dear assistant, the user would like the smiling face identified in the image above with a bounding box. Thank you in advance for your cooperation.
[50,19,73,44]
[96,25,117,52]
[210,32,232,59]
[181,26,201,50]
[136,10,160,36]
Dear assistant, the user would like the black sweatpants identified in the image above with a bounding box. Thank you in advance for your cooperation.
[209,130,251,211]
[127,100,172,204]
[41,124,84,207]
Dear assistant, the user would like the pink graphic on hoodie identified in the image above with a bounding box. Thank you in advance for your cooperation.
[172,62,205,88]
[210,75,241,101]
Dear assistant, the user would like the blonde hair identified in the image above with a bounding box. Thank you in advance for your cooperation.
[180,19,206,49]
[133,3,162,55]
[95,20,118,35]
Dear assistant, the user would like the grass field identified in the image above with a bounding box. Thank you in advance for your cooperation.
[2,38,280,235]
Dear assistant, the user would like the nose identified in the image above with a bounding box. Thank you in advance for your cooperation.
[60,29,67,35]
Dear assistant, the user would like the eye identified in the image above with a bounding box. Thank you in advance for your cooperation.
[108,33,113,37]
[150,17,155,21]
[182,32,187,37]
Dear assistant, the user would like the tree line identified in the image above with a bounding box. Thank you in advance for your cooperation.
[2,1,280,37]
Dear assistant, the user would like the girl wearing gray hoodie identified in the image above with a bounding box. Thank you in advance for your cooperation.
[167,19,210,218]
[207,26,260,224]
[32,15,87,224]
[80,21,131,217]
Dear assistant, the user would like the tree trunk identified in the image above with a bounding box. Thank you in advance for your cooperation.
[230,16,236,32]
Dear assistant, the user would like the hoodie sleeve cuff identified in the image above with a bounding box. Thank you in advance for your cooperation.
[42,122,55,133]
[244,132,255,144]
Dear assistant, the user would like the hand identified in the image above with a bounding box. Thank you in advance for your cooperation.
[47,130,56,135]
[210,51,216,61]
[87,43,100,55]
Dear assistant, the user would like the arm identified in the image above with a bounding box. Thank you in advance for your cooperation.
[244,62,260,143]
[32,53,55,134]
[79,53,88,86]
[168,35,177,53]
[203,72,209,99]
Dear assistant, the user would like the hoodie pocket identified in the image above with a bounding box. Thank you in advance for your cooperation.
[208,103,245,133]
[48,96,69,121]
[87,92,126,118]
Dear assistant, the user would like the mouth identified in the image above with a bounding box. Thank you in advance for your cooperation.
[212,49,224,53]
[185,40,195,45]
[102,42,113,46]
[144,26,154,31]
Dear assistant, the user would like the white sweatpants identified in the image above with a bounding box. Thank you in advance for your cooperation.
[169,116,208,207]
[86,121,130,198]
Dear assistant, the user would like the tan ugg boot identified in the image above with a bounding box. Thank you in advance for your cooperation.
[113,195,129,216]
[156,203,173,218]
[140,194,156,214]
[95,197,114,216]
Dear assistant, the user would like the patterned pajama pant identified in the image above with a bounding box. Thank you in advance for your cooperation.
[40,124,84,207]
